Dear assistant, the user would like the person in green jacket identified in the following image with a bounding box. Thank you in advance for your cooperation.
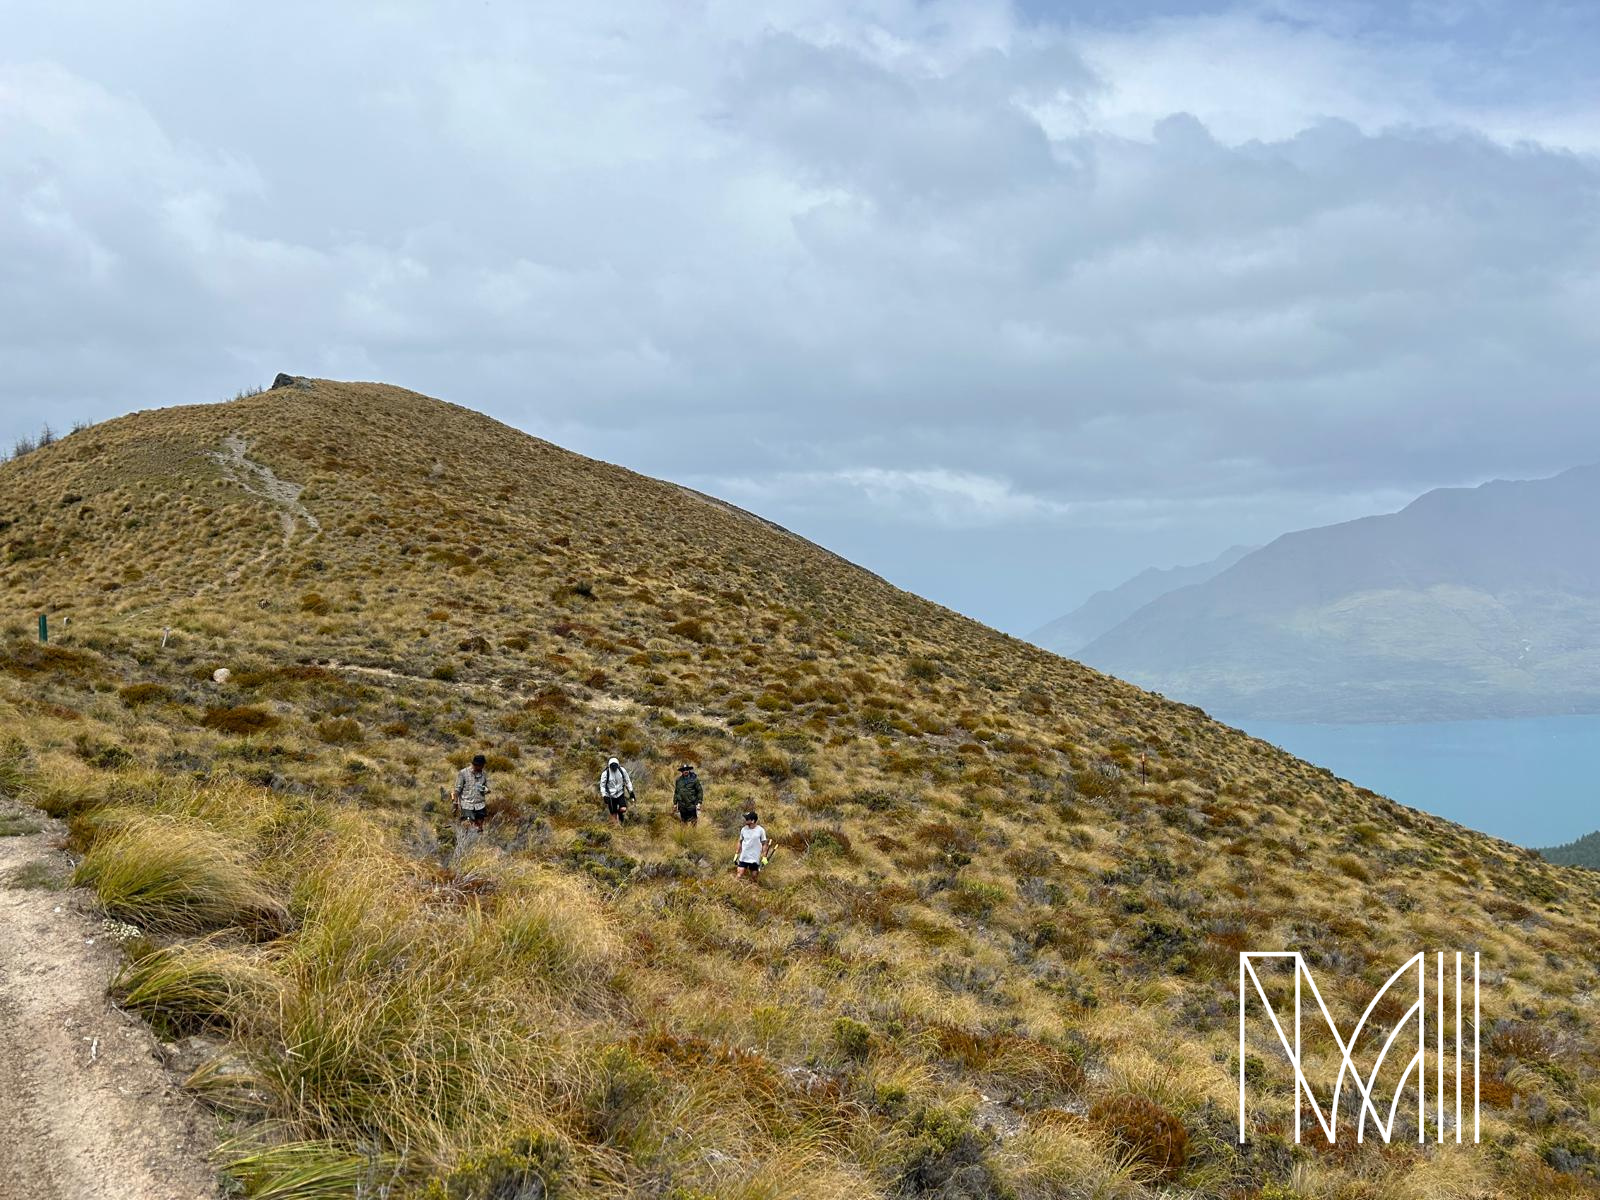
[673,763,703,824]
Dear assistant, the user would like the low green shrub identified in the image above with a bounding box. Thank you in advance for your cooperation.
[832,1016,873,1061]
[316,718,364,746]
[422,1134,568,1200]
[0,813,41,837]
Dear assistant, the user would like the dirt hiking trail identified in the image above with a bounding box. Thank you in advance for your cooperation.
[0,799,218,1200]
[210,432,321,548]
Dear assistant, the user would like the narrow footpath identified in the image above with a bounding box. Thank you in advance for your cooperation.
[0,799,217,1200]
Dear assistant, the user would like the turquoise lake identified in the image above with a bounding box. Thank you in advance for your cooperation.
[1229,714,1600,848]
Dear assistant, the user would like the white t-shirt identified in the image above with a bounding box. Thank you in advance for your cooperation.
[738,824,768,864]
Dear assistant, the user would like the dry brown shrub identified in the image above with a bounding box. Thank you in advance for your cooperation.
[316,718,364,745]
[1087,1093,1187,1178]
[1490,1022,1554,1063]
[918,821,978,854]
[201,706,279,735]
[119,682,170,706]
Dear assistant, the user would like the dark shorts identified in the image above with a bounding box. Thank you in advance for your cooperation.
[460,806,486,823]
[676,805,698,822]
[737,860,761,873]
[605,795,629,816]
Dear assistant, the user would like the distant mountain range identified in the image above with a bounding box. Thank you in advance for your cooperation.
[1034,464,1600,722]
[1030,545,1255,656]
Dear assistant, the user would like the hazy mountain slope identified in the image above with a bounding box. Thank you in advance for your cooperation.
[1030,546,1255,656]
[2,379,1598,1199]
[1078,466,1600,721]
[1539,830,1600,869]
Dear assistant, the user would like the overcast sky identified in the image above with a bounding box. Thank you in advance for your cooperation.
[4,1,1598,634]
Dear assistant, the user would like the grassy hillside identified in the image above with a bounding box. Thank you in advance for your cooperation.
[1539,831,1600,870]
[4,378,1600,1199]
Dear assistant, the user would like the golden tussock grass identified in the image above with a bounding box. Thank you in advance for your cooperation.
[73,813,287,937]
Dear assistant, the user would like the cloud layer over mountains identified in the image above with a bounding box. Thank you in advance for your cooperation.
[5,1,1598,628]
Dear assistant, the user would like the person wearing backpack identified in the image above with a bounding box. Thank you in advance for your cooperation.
[453,753,490,832]
[733,810,770,881]
[673,763,703,824]
[598,756,636,825]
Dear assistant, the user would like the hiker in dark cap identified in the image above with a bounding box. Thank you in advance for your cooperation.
[453,753,490,832]
[673,763,704,824]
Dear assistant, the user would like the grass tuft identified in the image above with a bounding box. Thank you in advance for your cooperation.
[223,1140,396,1200]
[73,815,288,936]
[0,812,41,837]
[114,941,278,1038]
[4,860,63,890]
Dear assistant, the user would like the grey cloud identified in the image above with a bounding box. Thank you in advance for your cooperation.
[3,1,1598,631]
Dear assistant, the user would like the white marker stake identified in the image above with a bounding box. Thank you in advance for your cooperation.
[1474,952,1480,1145]
[1238,954,1246,1142]
[1437,951,1444,1143]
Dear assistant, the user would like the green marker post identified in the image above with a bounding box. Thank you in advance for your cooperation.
[38,613,47,644]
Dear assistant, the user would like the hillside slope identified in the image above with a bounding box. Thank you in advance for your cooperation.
[1030,546,1255,657]
[1079,466,1600,721]
[3,379,1600,1199]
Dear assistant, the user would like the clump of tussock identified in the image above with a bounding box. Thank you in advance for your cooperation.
[221,1139,395,1200]
[0,740,34,799]
[113,940,280,1037]
[486,867,624,1000]
[246,844,579,1166]
[998,1122,1145,1200]
[73,814,288,936]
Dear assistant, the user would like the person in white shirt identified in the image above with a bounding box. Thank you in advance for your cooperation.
[734,810,770,881]
[598,757,636,825]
